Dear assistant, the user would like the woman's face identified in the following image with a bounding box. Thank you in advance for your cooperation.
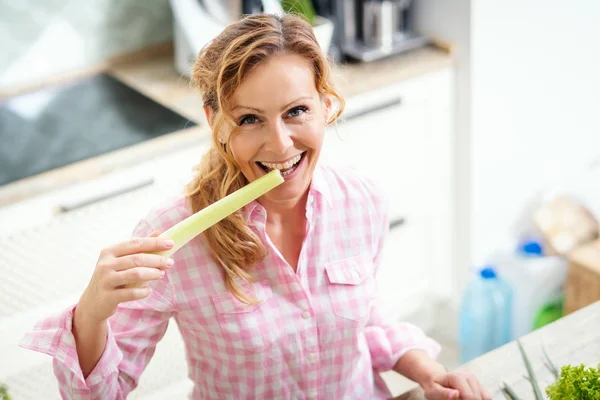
[224,54,331,205]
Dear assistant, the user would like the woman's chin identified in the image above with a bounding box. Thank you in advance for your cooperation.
[259,173,310,204]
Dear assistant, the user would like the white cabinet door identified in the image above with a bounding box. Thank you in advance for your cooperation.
[321,89,429,222]
[319,82,434,321]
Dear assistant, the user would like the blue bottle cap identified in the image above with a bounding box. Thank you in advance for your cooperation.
[519,239,543,256]
[480,267,497,279]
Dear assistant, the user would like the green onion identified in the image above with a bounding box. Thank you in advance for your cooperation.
[501,382,523,400]
[542,342,559,380]
[517,339,544,400]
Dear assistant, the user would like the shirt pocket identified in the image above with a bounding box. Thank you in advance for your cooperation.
[211,279,276,353]
[325,254,376,323]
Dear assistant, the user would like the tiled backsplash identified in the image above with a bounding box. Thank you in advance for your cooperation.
[0,0,173,90]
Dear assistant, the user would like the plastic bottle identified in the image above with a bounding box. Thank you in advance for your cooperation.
[458,266,513,364]
[490,239,568,339]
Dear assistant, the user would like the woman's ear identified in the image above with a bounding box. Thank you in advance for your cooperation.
[205,104,228,144]
[203,105,214,129]
[323,94,334,124]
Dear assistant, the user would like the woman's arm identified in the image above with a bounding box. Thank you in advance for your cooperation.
[72,308,109,378]
[393,349,492,399]
[392,349,446,387]
[20,220,175,400]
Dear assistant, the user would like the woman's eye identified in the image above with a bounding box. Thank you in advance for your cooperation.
[287,106,307,118]
[239,115,259,125]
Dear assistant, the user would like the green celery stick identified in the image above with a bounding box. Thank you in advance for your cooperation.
[126,169,283,288]
[160,169,283,257]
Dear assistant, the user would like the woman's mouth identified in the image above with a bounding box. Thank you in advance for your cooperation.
[256,152,306,177]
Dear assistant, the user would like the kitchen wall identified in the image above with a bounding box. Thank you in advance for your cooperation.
[0,0,173,91]
[414,0,600,307]
[413,0,472,298]
[471,0,600,263]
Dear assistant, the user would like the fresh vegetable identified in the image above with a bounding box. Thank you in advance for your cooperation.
[159,169,283,257]
[126,169,283,288]
[545,364,600,400]
[502,339,600,399]
[517,340,544,399]
[501,382,521,400]
[0,383,11,400]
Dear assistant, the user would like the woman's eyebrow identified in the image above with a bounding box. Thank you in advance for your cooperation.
[231,96,313,113]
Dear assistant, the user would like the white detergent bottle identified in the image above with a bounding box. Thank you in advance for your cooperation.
[492,239,568,340]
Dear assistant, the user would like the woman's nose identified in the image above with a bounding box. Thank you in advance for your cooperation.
[265,121,293,154]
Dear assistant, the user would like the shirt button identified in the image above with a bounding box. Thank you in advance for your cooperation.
[302,310,311,319]
[308,390,317,399]
[307,353,317,362]
[308,195,314,204]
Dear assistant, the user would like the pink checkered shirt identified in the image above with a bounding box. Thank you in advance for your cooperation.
[20,164,440,399]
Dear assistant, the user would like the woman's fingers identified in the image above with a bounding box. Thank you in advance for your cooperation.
[464,373,482,399]
[445,374,474,399]
[479,382,492,400]
[114,285,153,303]
[107,236,174,257]
[110,267,166,288]
[425,385,460,400]
[444,372,490,400]
[114,253,174,272]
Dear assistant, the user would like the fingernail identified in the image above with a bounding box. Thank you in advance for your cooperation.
[160,270,166,277]
[167,258,174,266]
[165,240,174,248]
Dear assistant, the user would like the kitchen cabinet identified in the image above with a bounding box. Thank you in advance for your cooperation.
[320,67,454,330]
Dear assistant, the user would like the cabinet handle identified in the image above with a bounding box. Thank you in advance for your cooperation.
[389,217,405,231]
[56,176,154,213]
[342,97,402,121]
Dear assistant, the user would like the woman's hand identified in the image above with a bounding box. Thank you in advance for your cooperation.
[422,370,492,400]
[76,231,175,324]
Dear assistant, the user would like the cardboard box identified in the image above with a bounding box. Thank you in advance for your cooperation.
[532,195,600,314]
[564,240,600,314]
[533,195,599,255]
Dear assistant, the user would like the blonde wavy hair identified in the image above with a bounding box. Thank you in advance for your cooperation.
[186,13,345,303]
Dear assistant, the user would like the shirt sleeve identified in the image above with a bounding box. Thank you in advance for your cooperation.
[19,219,175,399]
[363,181,442,373]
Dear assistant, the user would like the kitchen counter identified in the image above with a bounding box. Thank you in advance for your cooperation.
[0,42,452,207]
[109,43,453,123]
[393,300,600,399]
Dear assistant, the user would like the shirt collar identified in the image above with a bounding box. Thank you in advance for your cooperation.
[310,164,333,209]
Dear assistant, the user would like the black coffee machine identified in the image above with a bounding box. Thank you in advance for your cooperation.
[313,0,429,62]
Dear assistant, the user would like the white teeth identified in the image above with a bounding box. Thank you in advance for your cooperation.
[259,154,302,171]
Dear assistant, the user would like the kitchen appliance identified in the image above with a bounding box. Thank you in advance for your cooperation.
[202,0,284,25]
[170,0,285,76]
[0,74,196,187]
[329,0,429,62]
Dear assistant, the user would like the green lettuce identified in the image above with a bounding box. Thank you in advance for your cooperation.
[0,383,11,400]
[546,364,600,400]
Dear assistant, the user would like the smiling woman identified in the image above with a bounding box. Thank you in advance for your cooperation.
[20,12,490,400]
[187,15,345,293]
[228,55,330,193]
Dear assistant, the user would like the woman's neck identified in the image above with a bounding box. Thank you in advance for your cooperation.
[260,191,309,226]
[260,191,309,271]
